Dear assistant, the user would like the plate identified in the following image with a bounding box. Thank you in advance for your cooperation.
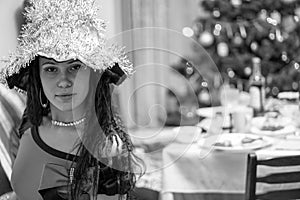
[250,116,295,137]
[196,106,252,118]
[196,106,225,118]
[250,125,296,137]
[197,133,274,152]
[251,116,292,127]
[172,126,203,144]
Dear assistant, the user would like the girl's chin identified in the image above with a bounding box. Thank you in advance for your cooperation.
[51,102,74,111]
[55,106,73,112]
[52,102,86,113]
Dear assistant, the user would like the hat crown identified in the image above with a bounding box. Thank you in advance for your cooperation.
[25,0,106,32]
[1,0,133,90]
[20,0,106,61]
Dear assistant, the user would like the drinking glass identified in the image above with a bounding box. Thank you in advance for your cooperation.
[219,84,240,132]
[220,84,240,109]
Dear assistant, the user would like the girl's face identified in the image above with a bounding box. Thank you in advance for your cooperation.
[39,57,91,112]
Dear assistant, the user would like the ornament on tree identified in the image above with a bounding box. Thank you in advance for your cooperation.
[198,89,211,105]
[292,81,298,90]
[270,10,281,24]
[269,32,276,40]
[250,41,258,51]
[271,87,279,96]
[231,0,242,7]
[267,17,278,26]
[217,42,229,57]
[233,32,243,46]
[213,8,221,18]
[281,51,289,62]
[186,65,194,75]
[244,66,252,76]
[213,23,222,36]
[259,9,268,21]
[239,24,247,38]
[293,62,300,70]
[201,80,208,87]
[227,68,235,78]
[276,28,284,42]
[185,62,194,76]
[198,31,214,47]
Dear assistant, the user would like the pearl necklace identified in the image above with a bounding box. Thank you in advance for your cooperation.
[51,117,86,127]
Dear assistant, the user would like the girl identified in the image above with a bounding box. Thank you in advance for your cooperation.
[0,0,144,199]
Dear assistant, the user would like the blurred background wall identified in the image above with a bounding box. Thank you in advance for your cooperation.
[0,0,24,62]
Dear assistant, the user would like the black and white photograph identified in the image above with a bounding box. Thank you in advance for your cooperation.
[0,0,300,199]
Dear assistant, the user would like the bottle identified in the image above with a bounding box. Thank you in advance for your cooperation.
[249,57,265,116]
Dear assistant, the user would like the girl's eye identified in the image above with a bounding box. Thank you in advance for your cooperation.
[69,64,82,72]
[44,67,57,73]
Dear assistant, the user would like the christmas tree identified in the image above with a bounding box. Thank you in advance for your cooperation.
[193,0,300,96]
[164,0,300,126]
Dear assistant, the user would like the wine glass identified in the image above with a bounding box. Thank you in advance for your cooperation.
[220,84,240,109]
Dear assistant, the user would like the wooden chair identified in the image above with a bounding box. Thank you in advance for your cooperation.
[245,153,300,200]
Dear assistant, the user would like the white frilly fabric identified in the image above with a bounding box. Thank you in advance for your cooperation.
[0,0,134,88]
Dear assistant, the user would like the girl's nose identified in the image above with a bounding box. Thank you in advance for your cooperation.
[57,74,72,88]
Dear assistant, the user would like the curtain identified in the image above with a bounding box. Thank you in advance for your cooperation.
[116,0,201,128]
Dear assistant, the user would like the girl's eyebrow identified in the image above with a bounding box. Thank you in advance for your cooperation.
[65,60,81,64]
[41,60,81,66]
[41,62,55,66]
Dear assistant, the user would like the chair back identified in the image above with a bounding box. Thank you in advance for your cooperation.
[0,85,26,180]
[245,153,300,200]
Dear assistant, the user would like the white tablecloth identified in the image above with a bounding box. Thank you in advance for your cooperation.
[161,138,300,200]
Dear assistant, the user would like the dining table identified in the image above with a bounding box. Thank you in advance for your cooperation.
[133,104,300,200]
[161,136,300,200]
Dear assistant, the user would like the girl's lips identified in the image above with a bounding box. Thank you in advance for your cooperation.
[56,94,73,96]
[55,94,75,101]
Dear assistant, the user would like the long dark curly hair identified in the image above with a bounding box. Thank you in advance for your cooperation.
[22,56,144,199]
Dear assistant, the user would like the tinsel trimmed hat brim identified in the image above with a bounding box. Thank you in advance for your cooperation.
[0,0,133,91]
